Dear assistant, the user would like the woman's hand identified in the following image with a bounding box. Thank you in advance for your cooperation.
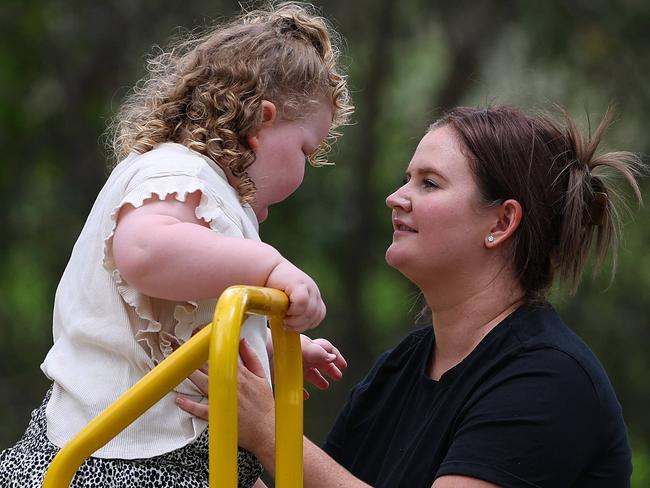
[175,369,209,420]
[236,339,276,453]
[178,340,371,486]
[176,340,276,454]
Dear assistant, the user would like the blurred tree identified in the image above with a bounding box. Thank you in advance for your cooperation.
[1,0,648,485]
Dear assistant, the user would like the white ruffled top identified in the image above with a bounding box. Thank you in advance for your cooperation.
[41,143,271,459]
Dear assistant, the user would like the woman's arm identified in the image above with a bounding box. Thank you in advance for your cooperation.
[178,340,500,488]
[433,477,500,488]
[236,341,499,488]
[177,339,368,487]
[237,340,371,488]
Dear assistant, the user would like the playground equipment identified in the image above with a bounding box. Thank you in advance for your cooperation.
[43,286,303,487]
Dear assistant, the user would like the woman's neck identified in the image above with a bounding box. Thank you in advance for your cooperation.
[425,280,525,381]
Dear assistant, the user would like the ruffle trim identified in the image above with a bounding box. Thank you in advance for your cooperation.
[102,176,244,368]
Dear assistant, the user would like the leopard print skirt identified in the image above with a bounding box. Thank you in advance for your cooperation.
[0,388,263,487]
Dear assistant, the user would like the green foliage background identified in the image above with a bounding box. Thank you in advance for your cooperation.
[1,1,649,485]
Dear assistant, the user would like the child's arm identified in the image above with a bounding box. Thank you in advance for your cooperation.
[112,191,325,331]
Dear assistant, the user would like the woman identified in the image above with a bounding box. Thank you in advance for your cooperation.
[181,105,643,487]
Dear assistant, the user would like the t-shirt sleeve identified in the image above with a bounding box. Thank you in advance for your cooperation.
[437,348,601,488]
[322,349,395,467]
[102,162,247,367]
[322,387,355,464]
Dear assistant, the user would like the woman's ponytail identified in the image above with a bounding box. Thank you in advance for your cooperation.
[559,107,645,291]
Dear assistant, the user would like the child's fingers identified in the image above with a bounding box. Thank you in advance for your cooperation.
[311,339,347,370]
[176,396,209,420]
[301,340,337,366]
[329,346,347,370]
[285,293,326,332]
[312,296,324,323]
[305,367,330,390]
[306,295,325,327]
[313,339,348,372]
[318,361,343,381]
[286,286,309,317]
[283,315,316,332]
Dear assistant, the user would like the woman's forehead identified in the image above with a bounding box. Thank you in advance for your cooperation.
[408,127,469,176]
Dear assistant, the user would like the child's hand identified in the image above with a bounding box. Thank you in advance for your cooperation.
[301,335,347,399]
[266,259,326,332]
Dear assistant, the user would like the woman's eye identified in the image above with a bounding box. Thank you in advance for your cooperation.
[423,178,439,189]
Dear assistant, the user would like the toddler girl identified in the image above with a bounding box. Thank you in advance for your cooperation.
[0,2,352,487]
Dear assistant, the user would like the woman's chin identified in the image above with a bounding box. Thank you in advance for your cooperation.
[386,248,425,285]
[385,246,405,270]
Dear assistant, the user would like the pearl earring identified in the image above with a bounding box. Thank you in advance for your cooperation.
[487,234,495,243]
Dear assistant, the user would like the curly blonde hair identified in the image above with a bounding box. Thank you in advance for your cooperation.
[108,1,353,203]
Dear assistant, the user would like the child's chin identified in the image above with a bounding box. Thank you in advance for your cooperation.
[256,207,269,223]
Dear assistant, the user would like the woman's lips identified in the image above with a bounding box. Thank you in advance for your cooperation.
[392,219,417,233]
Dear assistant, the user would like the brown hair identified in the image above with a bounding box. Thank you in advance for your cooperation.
[108,1,353,203]
[433,106,645,301]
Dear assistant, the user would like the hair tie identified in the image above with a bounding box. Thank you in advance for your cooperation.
[589,192,608,226]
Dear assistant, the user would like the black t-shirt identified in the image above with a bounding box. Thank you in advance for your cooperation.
[323,302,631,488]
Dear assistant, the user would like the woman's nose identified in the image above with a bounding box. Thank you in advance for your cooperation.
[386,186,411,210]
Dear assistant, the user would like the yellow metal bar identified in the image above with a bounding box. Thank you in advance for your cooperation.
[43,285,302,488]
[208,286,292,486]
[208,286,247,487]
[270,314,304,487]
[42,324,213,488]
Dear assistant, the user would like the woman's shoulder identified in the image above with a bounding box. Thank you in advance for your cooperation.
[508,303,614,387]
[437,305,631,487]
[485,302,623,416]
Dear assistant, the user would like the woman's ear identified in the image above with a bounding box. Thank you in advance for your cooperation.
[246,100,277,152]
[485,199,522,248]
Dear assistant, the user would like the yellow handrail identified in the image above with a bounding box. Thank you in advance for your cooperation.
[43,285,303,488]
